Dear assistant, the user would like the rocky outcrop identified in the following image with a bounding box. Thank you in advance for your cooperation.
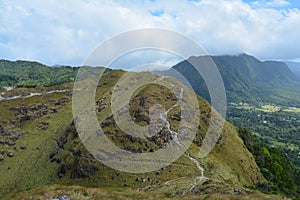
[37,121,49,130]
[70,162,99,179]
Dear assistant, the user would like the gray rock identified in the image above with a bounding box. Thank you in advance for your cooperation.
[52,195,73,200]
[7,152,14,157]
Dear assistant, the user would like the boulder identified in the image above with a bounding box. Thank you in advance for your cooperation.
[52,195,73,200]
[20,146,27,150]
[50,108,58,113]
[7,152,14,157]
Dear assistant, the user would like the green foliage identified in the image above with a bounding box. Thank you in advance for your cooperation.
[228,105,300,167]
[0,60,79,87]
[238,128,300,198]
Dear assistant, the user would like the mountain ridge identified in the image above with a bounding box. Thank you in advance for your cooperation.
[167,53,300,105]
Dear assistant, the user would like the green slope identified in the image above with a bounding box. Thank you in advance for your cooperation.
[0,69,271,199]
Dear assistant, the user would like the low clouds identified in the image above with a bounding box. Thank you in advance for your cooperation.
[0,0,300,66]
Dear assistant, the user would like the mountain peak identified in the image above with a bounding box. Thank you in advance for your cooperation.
[171,54,299,104]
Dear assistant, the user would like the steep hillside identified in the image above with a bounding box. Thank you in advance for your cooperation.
[285,61,300,79]
[0,69,282,199]
[169,54,300,105]
[165,54,300,171]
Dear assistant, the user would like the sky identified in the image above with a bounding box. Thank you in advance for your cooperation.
[1,0,300,68]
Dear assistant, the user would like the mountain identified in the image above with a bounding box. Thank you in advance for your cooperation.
[0,69,296,199]
[285,61,300,79]
[163,54,300,168]
[166,54,300,106]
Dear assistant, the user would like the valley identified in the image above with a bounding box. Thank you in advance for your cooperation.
[228,102,300,166]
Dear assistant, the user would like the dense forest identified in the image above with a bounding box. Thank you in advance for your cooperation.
[228,105,300,167]
[239,128,300,198]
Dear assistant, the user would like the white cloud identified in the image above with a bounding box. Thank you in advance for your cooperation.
[251,0,290,8]
[0,0,300,66]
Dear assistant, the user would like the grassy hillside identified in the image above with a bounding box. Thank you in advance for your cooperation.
[0,69,284,199]
[9,185,289,200]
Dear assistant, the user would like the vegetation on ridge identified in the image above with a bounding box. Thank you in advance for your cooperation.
[0,60,78,87]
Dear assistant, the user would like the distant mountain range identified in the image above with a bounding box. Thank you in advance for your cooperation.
[160,53,300,106]
[1,54,300,106]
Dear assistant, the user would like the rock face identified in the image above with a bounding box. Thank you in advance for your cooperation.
[50,98,69,107]
[10,103,51,124]
[70,162,99,179]
[52,123,99,180]
[37,121,49,130]
[57,164,66,178]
